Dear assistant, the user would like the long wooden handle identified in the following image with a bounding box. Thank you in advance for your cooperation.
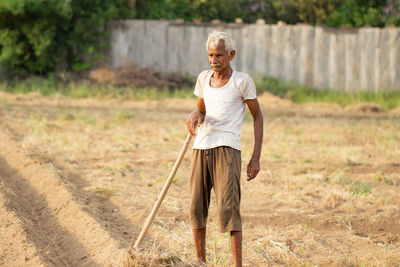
[132,133,192,250]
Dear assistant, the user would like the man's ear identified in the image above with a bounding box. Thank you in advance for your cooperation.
[230,50,236,60]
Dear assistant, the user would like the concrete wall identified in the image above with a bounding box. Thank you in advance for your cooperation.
[108,19,400,92]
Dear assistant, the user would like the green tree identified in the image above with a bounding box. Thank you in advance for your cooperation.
[381,0,400,26]
[0,0,132,75]
[0,0,71,74]
[326,0,386,27]
[134,0,193,20]
[65,0,132,71]
[192,0,244,22]
[289,0,343,25]
[239,0,298,24]
[134,0,244,22]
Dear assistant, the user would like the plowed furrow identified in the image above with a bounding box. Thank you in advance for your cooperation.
[0,130,124,266]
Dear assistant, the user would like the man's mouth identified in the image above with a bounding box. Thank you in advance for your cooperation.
[210,64,221,68]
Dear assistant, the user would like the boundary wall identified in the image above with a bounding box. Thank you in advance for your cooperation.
[108,19,400,91]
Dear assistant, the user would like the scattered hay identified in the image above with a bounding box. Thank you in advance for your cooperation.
[324,191,346,209]
[2,92,400,266]
[121,245,196,267]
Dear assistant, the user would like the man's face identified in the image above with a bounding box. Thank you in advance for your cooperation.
[207,40,235,73]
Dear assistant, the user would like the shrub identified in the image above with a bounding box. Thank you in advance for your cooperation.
[133,0,399,27]
[134,0,195,21]
[326,0,387,27]
[289,0,343,25]
[134,0,244,22]
[381,0,400,26]
[0,0,132,75]
[0,0,71,74]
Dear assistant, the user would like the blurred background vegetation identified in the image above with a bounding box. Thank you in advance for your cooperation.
[0,0,132,75]
[1,0,399,76]
[1,0,400,109]
[134,0,400,26]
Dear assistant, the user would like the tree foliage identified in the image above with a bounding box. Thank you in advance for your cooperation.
[326,0,388,27]
[289,0,343,25]
[0,0,132,75]
[134,0,244,22]
[1,0,399,76]
[133,0,400,27]
[383,0,400,25]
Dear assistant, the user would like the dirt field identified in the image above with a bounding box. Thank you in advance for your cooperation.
[0,91,400,266]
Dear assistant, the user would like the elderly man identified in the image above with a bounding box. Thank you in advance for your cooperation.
[186,30,263,267]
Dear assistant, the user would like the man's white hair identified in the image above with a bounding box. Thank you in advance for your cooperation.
[206,31,234,53]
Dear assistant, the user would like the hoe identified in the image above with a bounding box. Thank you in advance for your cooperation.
[131,133,192,250]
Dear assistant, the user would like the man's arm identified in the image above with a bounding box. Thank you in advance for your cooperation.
[186,98,206,137]
[245,98,263,181]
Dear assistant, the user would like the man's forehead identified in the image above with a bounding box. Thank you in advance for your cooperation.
[207,41,227,53]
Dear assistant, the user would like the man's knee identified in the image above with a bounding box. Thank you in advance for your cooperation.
[218,204,231,221]
[218,204,242,232]
[190,205,207,229]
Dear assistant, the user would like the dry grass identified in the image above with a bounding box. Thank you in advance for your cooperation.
[121,244,193,267]
[1,91,400,266]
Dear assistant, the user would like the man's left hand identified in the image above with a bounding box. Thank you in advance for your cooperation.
[246,158,260,181]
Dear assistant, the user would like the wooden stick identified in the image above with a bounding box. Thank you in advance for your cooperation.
[132,133,192,250]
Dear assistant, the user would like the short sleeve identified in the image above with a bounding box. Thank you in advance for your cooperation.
[194,70,209,98]
[240,74,257,100]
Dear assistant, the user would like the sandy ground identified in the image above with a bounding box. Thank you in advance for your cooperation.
[0,91,399,266]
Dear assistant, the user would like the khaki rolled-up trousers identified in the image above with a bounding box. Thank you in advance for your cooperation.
[189,146,242,233]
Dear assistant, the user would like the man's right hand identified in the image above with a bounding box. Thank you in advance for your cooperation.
[186,110,204,137]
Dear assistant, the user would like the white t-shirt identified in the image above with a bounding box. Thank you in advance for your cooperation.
[193,69,257,151]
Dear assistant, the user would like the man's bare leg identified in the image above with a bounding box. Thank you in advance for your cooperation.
[231,231,242,267]
[193,228,206,263]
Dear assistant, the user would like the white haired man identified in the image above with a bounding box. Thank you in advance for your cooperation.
[186,31,263,267]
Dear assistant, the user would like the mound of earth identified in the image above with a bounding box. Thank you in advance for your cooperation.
[89,66,194,89]
[257,91,295,109]
[345,103,386,113]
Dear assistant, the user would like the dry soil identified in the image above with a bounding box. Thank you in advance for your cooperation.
[0,91,399,266]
